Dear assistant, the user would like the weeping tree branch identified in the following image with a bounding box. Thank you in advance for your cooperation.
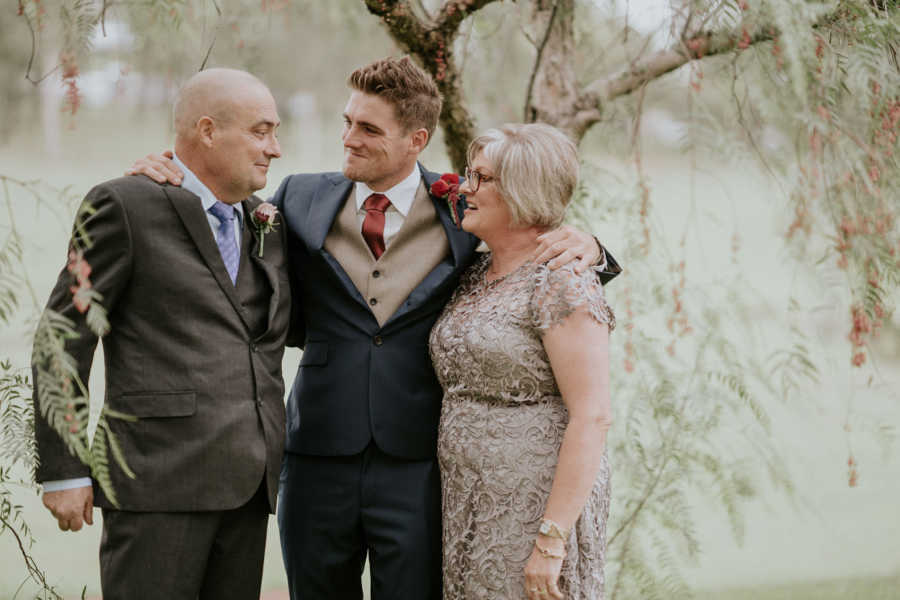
[362,0,779,167]
[583,28,775,107]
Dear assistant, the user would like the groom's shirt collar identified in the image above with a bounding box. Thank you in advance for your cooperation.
[353,165,420,216]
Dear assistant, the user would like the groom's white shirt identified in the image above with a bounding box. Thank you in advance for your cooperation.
[42,157,242,493]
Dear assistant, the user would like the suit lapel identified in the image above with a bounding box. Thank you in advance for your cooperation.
[305,174,353,251]
[305,175,371,312]
[166,185,251,331]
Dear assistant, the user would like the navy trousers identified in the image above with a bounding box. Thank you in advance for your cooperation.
[278,443,442,600]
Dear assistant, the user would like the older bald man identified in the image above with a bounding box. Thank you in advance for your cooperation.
[32,68,289,600]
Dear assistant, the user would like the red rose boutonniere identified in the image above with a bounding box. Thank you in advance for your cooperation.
[251,202,279,258]
[430,173,463,227]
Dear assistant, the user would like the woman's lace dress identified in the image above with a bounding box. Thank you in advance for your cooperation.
[429,253,615,599]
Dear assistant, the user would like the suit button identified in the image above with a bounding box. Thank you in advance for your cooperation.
[256,396,263,406]
[369,298,378,306]
[250,343,258,352]
[373,336,383,346]
[372,270,381,278]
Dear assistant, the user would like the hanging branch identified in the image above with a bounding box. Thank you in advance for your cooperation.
[522,0,560,122]
[20,0,60,85]
[199,0,223,71]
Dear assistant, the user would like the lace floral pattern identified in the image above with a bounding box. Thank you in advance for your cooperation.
[429,254,614,600]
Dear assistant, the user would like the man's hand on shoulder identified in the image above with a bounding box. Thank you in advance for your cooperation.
[531,224,602,274]
[42,486,94,532]
[125,150,183,185]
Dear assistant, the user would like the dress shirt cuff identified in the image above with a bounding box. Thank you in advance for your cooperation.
[42,477,92,492]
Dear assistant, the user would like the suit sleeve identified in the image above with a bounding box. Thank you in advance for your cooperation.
[593,243,622,286]
[272,176,306,349]
[32,183,134,483]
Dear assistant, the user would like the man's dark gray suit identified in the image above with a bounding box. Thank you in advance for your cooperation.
[273,165,620,599]
[33,175,291,599]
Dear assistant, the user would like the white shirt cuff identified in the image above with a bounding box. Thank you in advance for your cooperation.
[42,477,92,492]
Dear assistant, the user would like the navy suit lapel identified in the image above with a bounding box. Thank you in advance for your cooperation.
[166,185,251,331]
[304,174,353,252]
[304,174,371,312]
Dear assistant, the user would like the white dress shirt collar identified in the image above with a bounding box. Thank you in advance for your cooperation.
[172,153,243,227]
[354,165,421,217]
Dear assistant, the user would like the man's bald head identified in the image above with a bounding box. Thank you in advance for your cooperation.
[173,68,269,140]
[171,68,281,205]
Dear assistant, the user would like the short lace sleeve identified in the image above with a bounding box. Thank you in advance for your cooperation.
[530,263,615,333]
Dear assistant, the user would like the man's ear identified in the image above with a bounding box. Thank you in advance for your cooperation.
[197,116,215,148]
[409,127,429,155]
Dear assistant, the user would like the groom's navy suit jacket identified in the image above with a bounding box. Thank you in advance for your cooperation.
[273,166,479,459]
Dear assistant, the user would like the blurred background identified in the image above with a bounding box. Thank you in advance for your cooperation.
[1,0,898,598]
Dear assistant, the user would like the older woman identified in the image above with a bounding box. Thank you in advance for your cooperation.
[429,123,614,600]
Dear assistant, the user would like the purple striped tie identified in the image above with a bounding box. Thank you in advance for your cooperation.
[208,201,239,284]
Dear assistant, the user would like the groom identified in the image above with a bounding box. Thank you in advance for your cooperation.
[33,69,290,599]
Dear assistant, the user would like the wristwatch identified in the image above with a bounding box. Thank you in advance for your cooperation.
[538,518,569,540]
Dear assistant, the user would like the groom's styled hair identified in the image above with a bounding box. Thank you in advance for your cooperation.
[348,56,442,142]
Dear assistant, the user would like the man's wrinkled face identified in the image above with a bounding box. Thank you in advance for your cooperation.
[341,91,417,190]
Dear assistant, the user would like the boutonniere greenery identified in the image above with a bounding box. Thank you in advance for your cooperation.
[251,202,279,258]
[430,173,464,228]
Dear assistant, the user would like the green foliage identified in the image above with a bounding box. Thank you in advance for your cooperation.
[60,0,99,56]
[0,360,65,600]
[0,232,23,325]
[570,154,805,595]
[1,175,130,597]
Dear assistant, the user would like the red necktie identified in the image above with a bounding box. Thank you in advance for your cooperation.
[362,193,392,259]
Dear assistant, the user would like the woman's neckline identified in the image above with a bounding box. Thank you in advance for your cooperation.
[482,252,536,286]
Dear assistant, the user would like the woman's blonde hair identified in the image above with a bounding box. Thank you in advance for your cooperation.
[466,123,579,228]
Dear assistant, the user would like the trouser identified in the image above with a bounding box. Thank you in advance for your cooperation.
[99,482,269,600]
[278,443,442,600]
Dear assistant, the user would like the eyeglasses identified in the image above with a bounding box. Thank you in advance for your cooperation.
[464,167,498,193]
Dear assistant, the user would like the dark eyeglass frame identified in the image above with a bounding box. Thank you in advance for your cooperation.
[464,167,498,193]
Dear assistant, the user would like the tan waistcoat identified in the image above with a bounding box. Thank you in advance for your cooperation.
[323,182,450,327]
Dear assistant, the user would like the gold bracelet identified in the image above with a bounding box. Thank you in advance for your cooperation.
[534,540,566,560]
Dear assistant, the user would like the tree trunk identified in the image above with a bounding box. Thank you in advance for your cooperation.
[525,0,597,141]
